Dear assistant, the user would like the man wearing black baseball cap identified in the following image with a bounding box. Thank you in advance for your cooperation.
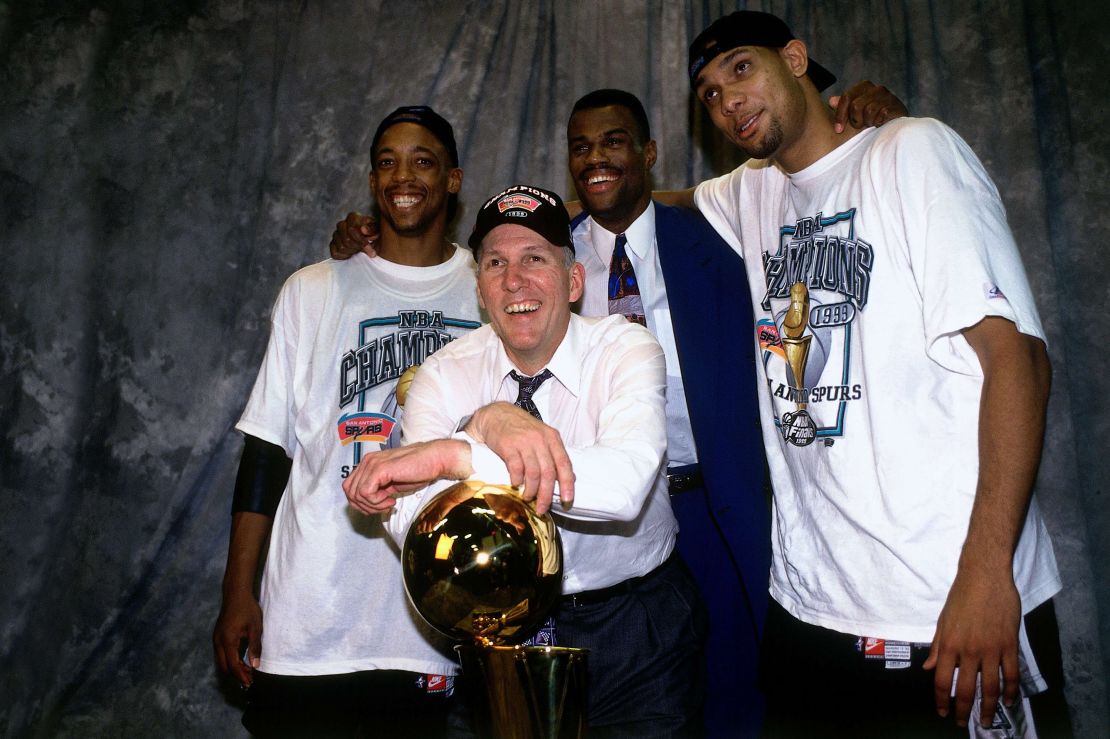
[214,104,483,737]
[346,184,708,735]
[686,10,1069,737]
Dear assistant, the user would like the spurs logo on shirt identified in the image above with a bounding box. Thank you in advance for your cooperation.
[757,209,873,446]
[337,309,480,463]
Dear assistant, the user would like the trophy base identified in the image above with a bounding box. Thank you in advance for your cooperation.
[456,644,589,739]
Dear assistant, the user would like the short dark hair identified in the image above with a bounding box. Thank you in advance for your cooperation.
[569,89,651,145]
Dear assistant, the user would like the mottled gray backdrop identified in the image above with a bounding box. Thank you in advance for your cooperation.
[1,0,1107,736]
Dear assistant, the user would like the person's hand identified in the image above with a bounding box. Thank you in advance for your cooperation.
[923,567,1022,728]
[829,80,908,133]
[465,402,574,515]
[330,212,379,260]
[343,440,471,515]
[213,590,263,688]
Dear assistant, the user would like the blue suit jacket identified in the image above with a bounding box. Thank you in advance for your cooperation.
[653,201,770,633]
[572,201,771,638]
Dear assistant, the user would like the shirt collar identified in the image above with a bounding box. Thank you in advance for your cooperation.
[589,200,656,261]
[493,314,584,399]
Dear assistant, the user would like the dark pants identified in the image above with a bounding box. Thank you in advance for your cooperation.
[242,669,454,739]
[554,552,708,737]
[759,599,1073,738]
[671,485,766,738]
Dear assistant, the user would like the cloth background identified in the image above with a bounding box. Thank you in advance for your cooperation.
[1,1,1107,735]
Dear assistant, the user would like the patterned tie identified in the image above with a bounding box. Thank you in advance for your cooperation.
[510,367,558,647]
[510,369,553,421]
[607,233,646,326]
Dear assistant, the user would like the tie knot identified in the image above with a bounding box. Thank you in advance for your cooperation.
[510,369,553,401]
[614,233,628,256]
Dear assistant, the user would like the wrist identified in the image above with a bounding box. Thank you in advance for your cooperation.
[444,439,473,479]
[221,580,256,602]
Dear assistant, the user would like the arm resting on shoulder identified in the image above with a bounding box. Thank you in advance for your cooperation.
[924,316,1051,728]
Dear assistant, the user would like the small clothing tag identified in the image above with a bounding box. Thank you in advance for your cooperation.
[858,636,913,669]
[418,674,455,696]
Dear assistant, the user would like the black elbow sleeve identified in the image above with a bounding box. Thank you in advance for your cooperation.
[232,435,292,516]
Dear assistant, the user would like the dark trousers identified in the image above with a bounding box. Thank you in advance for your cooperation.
[242,669,454,739]
[554,552,709,738]
[671,485,766,738]
[759,599,1074,738]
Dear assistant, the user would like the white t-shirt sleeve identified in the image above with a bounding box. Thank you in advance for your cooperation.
[235,276,301,454]
[884,119,1046,373]
[694,169,746,257]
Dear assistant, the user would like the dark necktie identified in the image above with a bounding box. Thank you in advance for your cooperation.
[509,367,558,647]
[607,233,646,326]
[510,369,553,421]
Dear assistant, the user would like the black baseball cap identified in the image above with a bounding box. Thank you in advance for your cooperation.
[370,105,459,167]
[688,11,837,92]
[468,185,574,254]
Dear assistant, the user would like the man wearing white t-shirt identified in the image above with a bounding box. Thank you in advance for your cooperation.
[675,10,1071,737]
[212,106,483,738]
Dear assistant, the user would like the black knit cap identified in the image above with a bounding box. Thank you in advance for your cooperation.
[688,11,837,92]
[370,105,459,167]
[468,185,574,254]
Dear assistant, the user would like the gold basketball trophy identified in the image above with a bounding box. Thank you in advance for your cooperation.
[779,282,819,445]
[402,481,588,738]
[780,282,812,409]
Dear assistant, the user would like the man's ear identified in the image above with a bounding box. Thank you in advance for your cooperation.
[368,169,376,198]
[780,39,810,80]
[448,167,463,194]
[476,281,486,312]
[568,261,585,303]
[643,139,658,171]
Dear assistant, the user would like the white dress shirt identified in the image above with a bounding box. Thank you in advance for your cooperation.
[573,202,698,467]
[386,313,678,594]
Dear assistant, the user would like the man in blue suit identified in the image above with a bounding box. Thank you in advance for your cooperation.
[566,89,768,737]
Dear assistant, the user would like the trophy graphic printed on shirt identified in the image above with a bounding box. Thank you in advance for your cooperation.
[779,282,817,446]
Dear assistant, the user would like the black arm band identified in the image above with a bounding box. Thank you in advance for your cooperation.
[232,435,293,516]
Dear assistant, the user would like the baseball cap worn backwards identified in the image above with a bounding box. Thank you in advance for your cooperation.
[371,105,459,166]
[468,185,574,254]
[688,10,837,92]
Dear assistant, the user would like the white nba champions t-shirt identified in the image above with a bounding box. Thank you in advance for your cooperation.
[695,118,1060,642]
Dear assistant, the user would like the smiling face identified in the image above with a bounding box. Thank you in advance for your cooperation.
[475,224,585,375]
[369,122,462,238]
[567,105,657,234]
[694,42,810,166]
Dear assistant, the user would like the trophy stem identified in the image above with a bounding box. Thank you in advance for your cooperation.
[456,644,589,739]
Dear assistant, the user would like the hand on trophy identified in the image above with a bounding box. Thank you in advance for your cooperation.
[464,402,575,515]
[329,211,379,259]
[343,439,472,515]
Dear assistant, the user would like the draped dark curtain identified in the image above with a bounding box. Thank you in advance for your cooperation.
[1,1,1107,736]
